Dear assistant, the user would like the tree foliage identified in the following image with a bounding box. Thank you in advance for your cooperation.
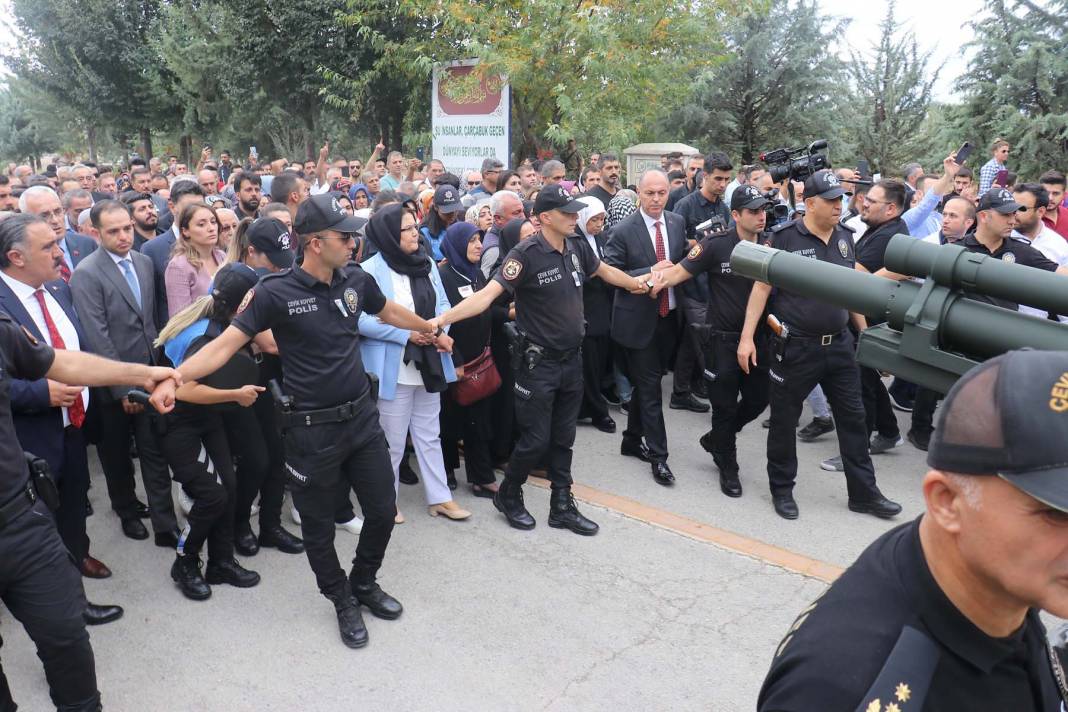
[670,1,849,163]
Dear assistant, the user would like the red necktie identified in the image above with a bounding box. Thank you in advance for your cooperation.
[58,261,71,282]
[33,289,84,428]
[653,220,669,317]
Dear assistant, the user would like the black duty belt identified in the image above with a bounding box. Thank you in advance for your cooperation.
[532,342,580,361]
[789,329,847,347]
[0,481,36,531]
[279,388,371,429]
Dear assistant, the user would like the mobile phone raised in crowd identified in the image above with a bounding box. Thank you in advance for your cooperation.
[340,166,350,178]
[249,145,258,160]
[856,160,872,181]
[954,141,973,165]
[995,169,1009,187]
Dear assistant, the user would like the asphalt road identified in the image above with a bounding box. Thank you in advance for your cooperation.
[2,391,928,712]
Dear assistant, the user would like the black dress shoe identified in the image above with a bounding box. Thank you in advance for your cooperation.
[493,482,536,530]
[470,484,497,499]
[773,494,799,520]
[350,581,404,620]
[205,558,261,588]
[651,461,675,486]
[121,518,149,540]
[620,439,652,462]
[713,454,742,498]
[399,459,419,485]
[83,602,124,626]
[259,524,305,554]
[592,415,617,433]
[234,526,260,557]
[154,528,181,548]
[171,554,211,601]
[670,392,710,413]
[547,488,599,536]
[906,429,930,452]
[848,495,903,519]
[134,500,150,518]
[699,430,716,454]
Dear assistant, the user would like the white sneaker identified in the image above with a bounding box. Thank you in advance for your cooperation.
[290,506,301,525]
[179,489,194,516]
[337,515,363,535]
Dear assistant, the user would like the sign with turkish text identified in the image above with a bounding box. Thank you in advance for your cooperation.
[431,59,510,176]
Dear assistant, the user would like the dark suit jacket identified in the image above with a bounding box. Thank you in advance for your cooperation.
[64,230,98,269]
[580,230,613,338]
[69,248,159,402]
[0,277,89,477]
[603,209,687,349]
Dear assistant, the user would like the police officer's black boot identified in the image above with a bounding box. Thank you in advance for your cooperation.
[493,479,535,530]
[547,487,599,536]
[712,451,742,498]
[170,553,211,601]
[349,568,404,621]
[325,582,368,649]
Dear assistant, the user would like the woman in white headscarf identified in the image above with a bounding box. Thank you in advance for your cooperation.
[574,196,616,433]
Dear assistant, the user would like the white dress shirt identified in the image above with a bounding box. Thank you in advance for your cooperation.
[0,271,88,425]
[1013,227,1068,322]
[640,209,675,310]
[389,270,426,386]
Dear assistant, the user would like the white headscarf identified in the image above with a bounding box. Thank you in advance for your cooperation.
[575,195,607,240]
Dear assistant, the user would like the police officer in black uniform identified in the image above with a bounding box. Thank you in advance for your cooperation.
[737,170,902,521]
[0,250,176,709]
[149,194,440,650]
[648,185,772,497]
[759,350,1068,712]
[429,184,653,535]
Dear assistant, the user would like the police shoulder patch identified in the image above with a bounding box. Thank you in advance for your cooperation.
[502,258,523,281]
[687,243,703,260]
[237,288,254,314]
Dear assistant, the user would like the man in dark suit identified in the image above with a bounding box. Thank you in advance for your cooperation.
[70,200,179,546]
[0,214,123,625]
[603,170,688,485]
[19,186,98,283]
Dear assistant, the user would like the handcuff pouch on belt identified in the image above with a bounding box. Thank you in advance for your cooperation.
[25,452,59,512]
[503,322,526,371]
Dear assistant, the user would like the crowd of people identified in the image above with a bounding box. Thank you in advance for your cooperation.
[2,134,1068,708]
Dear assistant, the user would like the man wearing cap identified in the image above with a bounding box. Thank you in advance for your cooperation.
[759,349,1068,711]
[646,185,772,497]
[428,184,654,535]
[246,217,296,270]
[149,193,441,650]
[738,169,902,520]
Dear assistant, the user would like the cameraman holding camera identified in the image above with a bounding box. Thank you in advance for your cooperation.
[650,185,772,497]
[737,169,902,521]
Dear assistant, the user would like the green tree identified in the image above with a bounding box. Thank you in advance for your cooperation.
[846,0,941,174]
[670,0,849,163]
[339,0,730,162]
[0,81,59,166]
[960,0,1068,179]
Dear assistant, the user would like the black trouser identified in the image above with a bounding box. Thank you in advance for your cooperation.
[579,333,611,421]
[253,362,287,530]
[488,324,517,463]
[0,497,98,712]
[505,351,583,490]
[94,399,177,535]
[704,333,770,456]
[910,387,942,436]
[56,426,91,563]
[621,315,678,462]
[672,297,708,395]
[766,331,881,501]
[441,396,495,486]
[222,407,269,534]
[860,365,900,439]
[282,402,395,596]
[160,409,236,562]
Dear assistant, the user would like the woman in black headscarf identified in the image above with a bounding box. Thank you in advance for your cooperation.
[437,221,503,497]
[357,204,471,522]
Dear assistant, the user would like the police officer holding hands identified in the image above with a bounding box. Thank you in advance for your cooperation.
[429,184,654,536]
[149,194,442,650]
[737,170,901,521]
[648,185,772,497]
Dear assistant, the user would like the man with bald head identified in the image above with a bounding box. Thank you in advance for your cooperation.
[19,186,96,282]
[603,170,688,486]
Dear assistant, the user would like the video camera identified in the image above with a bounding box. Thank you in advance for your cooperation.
[695,215,729,239]
[760,140,831,184]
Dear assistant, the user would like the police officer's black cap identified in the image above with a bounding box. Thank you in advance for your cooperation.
[803,169,847,200]
[730,185,770,212]
[210,262,259,311]
[294,193,368,236]
[533,184,584,215]
[977,187,1022,214]
[247,217,296,269]
[433,185,464,214]
[928,349,1068,512]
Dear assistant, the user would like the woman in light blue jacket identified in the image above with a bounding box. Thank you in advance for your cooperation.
[358,204,471,523]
